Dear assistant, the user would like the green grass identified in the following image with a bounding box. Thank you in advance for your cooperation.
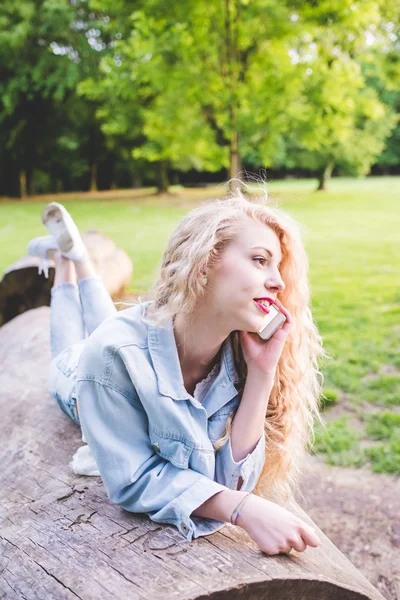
[312,416,365,468]
[1,176,400,474]
[363,411,400,439]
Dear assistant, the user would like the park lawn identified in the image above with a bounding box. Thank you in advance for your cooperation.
[1,176,399,473]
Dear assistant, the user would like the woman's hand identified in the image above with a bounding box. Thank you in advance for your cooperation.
[237,494,320,555]
[240,299,294,377]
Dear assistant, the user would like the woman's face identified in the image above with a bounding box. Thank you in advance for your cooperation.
[205,218,285,333]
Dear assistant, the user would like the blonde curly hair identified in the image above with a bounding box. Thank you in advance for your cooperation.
[138,184,325,504]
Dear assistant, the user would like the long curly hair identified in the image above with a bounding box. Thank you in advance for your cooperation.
[138,184,325,504]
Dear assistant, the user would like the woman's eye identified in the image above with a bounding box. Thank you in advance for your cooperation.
[253,256,267,266]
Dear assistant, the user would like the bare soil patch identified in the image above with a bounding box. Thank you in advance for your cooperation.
[297,454,400,600]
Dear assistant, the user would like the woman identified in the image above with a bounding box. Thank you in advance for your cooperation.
[28,188,323,556]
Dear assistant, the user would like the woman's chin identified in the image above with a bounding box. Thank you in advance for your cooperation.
[237,317,264,333]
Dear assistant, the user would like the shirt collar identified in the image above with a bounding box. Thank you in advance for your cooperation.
[147,315,243,401]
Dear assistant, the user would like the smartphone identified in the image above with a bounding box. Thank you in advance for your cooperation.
[257,303,286,340]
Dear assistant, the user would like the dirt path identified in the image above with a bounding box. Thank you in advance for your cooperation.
[297,454,400,600]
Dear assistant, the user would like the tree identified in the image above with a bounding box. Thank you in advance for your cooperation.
[81,0,400,190]
[79,1,311,189]
[274,4,399,189]
[0,0,79,195]
[0,0,114,196]
[281,51,395,190]
[362,20,400,174]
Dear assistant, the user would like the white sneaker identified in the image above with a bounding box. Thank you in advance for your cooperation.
[27,235,58,278]
[41,202,87,262]
[27,235,58,258]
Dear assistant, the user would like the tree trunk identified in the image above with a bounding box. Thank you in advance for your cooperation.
[0,230,133,327]
[19,169,27,198]
[157,160,169,193]
[132,173,142,188]
[90,162,98,191]
[26,165,35,196]
[228,129,243,194]
[0,308,386,600]
[317,160,334,191]
[229,130,242,180]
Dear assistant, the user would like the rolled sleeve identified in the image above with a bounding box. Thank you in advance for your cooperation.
[76,379,227,541]
[215,432,266,491]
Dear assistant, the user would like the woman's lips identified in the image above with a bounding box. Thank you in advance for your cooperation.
[254,300,271,314]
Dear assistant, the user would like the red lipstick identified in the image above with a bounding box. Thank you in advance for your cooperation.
[253,297,274,315]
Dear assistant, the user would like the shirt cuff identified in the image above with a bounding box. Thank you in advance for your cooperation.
[215,432,266,491]
[150,475,228,542]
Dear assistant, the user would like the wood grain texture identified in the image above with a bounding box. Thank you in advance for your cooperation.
[0,308,385,600]
[0,230,133,326]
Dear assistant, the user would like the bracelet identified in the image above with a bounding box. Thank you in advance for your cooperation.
[230,492,252,526]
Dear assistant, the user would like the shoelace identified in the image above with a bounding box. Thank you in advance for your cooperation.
[38,257,51,279]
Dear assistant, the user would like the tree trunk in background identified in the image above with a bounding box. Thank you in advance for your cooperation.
[228,129,243,194]
[157,160,169,192]
[317,160,334,191]
[90,162,97,191]
[26,165,34,196]
[19,170,27,198]
[229,130,242,180]
[132,173,142,188]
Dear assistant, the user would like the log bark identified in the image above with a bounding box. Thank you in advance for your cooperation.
[0,230,133,327]
[0,308,385,600]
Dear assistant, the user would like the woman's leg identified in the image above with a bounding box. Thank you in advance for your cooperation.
[40,201,116,336]
[50,252,86,359]
[47,252,85,425]
[75,258,117,336]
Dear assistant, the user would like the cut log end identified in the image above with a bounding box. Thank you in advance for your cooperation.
[0,230,133,326]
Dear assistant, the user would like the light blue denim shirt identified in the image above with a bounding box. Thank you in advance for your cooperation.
[75,302,266,541]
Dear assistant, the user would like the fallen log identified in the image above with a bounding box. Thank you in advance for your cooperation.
[0,308,385,600]
[0,230,133,326]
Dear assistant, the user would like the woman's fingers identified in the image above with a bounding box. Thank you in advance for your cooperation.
[300,525,321,548]
[273,298,293,325]
[289,536,307,553]
[271,299,294,337]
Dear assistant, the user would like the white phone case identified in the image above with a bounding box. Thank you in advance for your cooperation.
[257,304,286,340]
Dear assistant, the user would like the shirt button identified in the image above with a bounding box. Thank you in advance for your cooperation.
[181,522,189,534]
[221,380,228,388]
[152,443,160,452]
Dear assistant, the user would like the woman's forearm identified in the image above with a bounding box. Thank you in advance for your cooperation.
[191,489,248,521]
[194,373,274,517]
[230,370,275,462]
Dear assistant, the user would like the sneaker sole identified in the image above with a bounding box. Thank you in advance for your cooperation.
[42,204,74,254]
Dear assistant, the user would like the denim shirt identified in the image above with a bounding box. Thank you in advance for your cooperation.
[75,302,266,541]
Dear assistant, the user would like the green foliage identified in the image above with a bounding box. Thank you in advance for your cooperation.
[281,45,396,181]
[78,0,400,183]
[1,0,399,193]
[0,0,126,195]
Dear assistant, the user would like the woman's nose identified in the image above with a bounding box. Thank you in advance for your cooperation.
[265,273,285,293]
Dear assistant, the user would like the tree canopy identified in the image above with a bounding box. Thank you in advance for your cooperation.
[1,0,399,195]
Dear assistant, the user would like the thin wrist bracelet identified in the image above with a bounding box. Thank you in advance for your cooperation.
[230,492,252,526]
